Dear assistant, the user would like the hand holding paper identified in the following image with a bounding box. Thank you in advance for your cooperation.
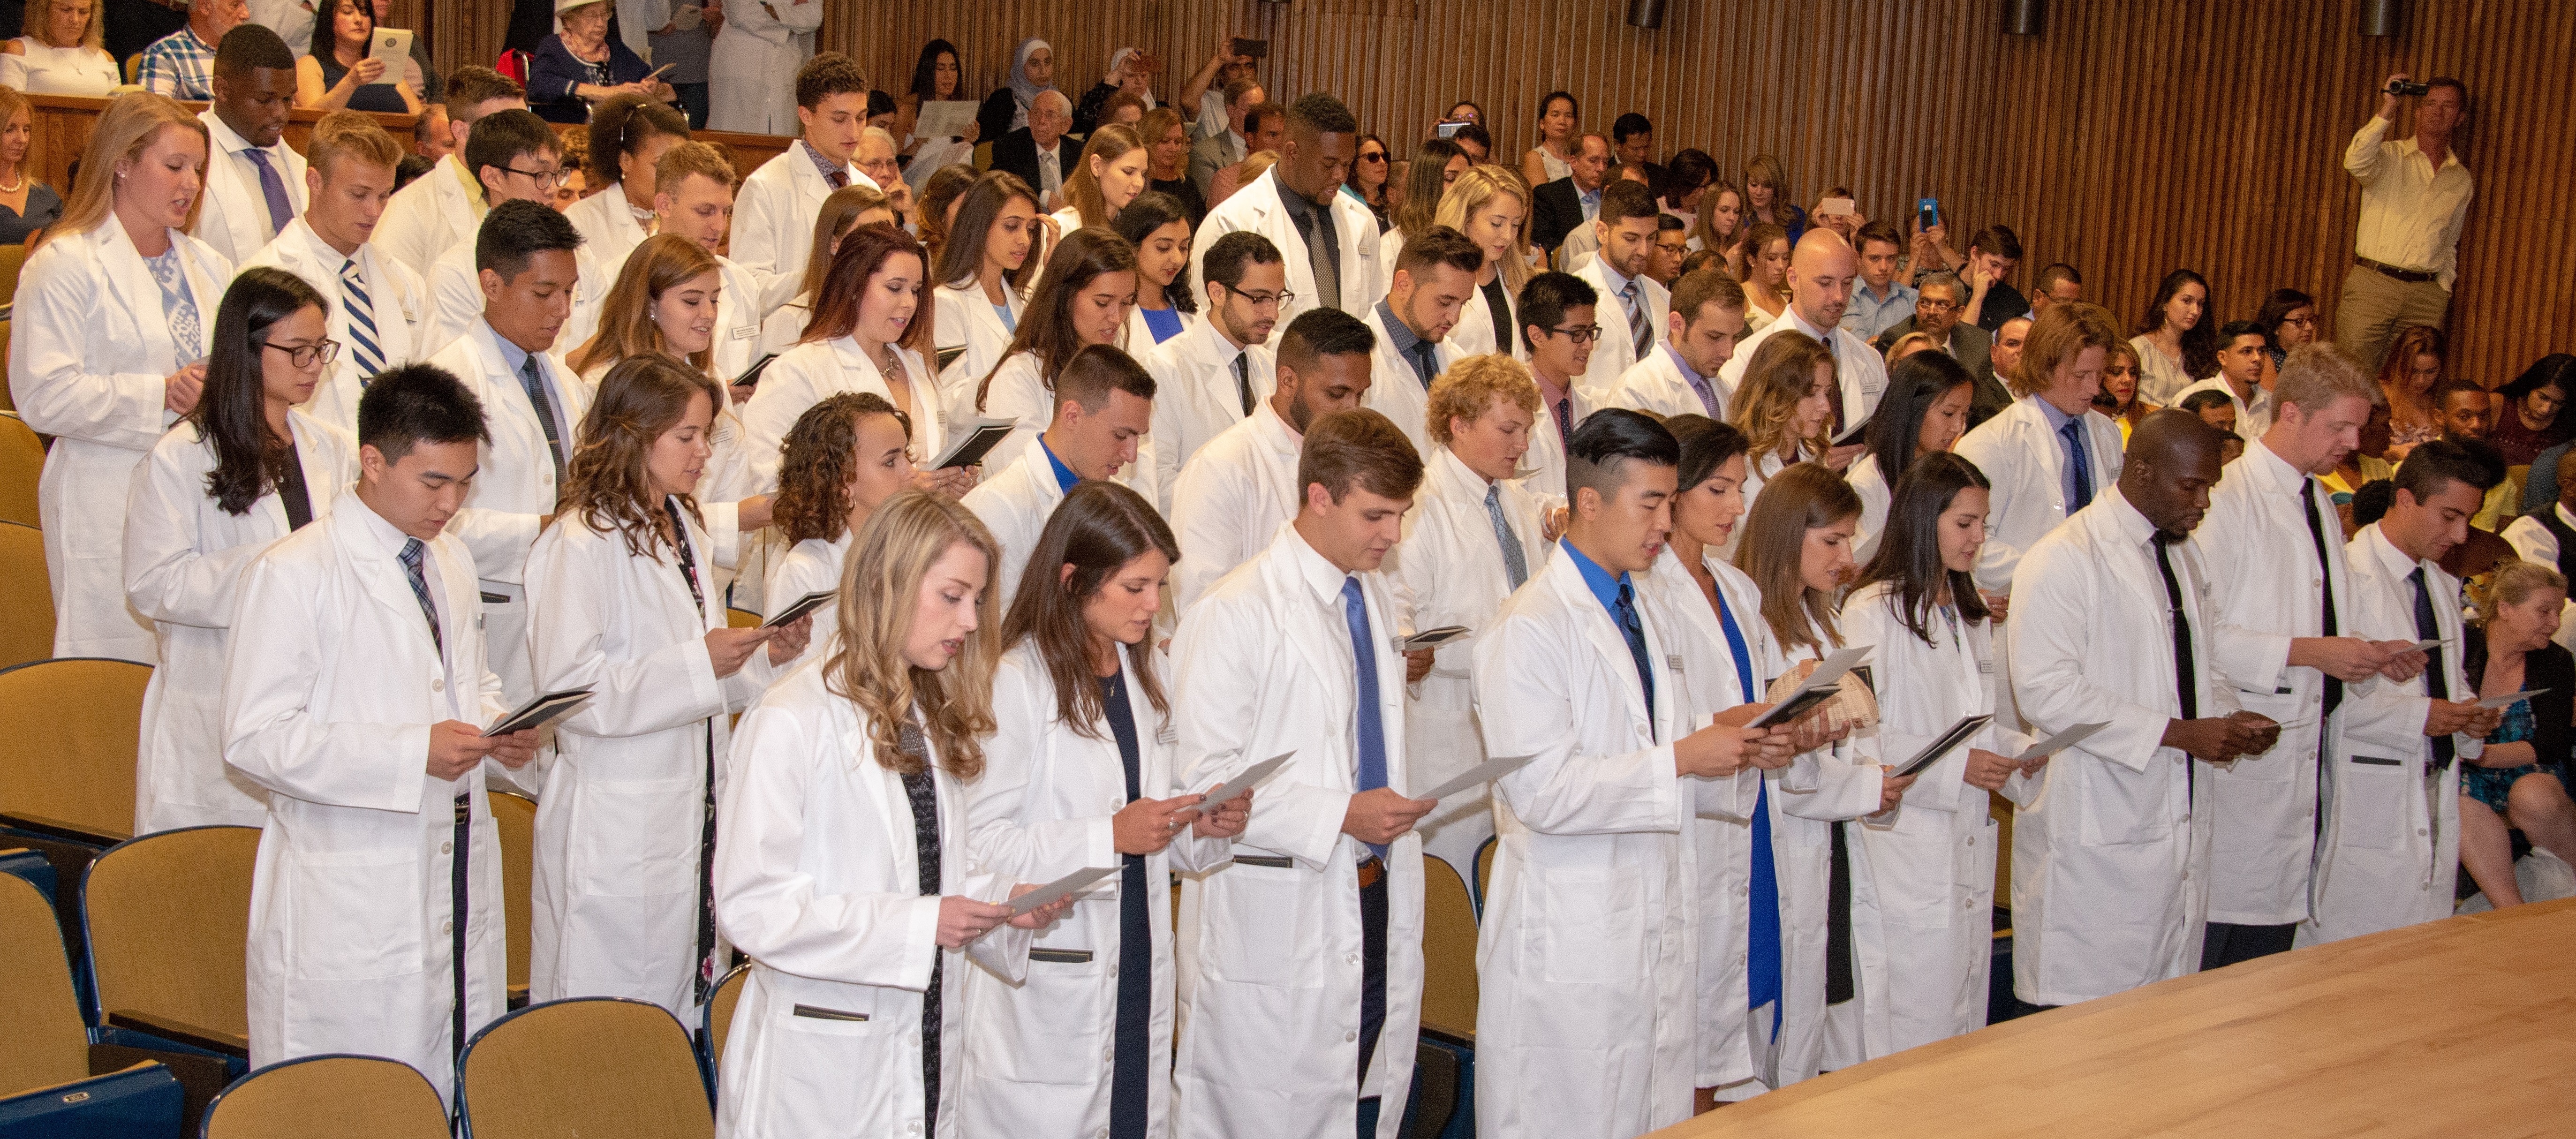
[1412,754,1535,803]
[1006,867,1119,915]
[1176,752,1294,822]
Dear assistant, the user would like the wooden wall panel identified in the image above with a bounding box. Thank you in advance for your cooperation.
[417,0,2566,383]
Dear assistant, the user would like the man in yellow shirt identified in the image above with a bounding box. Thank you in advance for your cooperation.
[2336,73,2472,374]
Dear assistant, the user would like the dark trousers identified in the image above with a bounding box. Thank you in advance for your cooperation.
[1355,857,1390,1138]
[2201,920,2298,970]
[671,83,710,130]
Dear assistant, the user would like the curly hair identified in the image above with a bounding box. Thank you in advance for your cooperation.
[825,490,1002,780]
[557,354,721,561]
[774,392,909,544]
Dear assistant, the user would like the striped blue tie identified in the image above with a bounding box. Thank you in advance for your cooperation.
[398,537,442,653]
[341,257,385,382]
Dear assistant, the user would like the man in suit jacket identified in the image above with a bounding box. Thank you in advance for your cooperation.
[1528,134,1611,256]
[990,90,1081,209]
[1188,75,1266,196]
[1877,272,2002,425]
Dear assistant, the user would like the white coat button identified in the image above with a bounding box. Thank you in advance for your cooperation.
[442,919,453,934]
[1345,1030,1358,1042]
[907,1125,920,1136]
[441,841,453,855]
[1347,952,1360,965]
[1097,1130,1110,1139]
[2418,828,2429,837]
[431,678,444,692]
[1103,1047,1114,1062]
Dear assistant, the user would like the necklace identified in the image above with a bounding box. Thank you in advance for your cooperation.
[0,170,21,193]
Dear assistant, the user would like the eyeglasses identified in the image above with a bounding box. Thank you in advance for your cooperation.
[506,164,569,190]
[2282,315,2317,328]
[1227,288,1297,309]
[1359,152,1387,162]
[264,339,342,368]
[1547,324,1604,345]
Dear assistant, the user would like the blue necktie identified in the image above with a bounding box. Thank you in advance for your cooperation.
[2058,415,2094,513]
[1716,585,1783,1032]
[1613,580,1655,738]
[1341,577,1390,860]
[341,257,385,381]
[242,148,294,236]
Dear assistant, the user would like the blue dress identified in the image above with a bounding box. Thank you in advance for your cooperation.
[2464,697,2557,813]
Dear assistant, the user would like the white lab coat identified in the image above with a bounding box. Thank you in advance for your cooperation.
[423,241,608,372]
[370,154,481,279]
[739,337,946,494]
[959,643,1231,1139]
[2300,525,2473,945]
[1447,275,1522,362]
[706,0,822,135]
[1168,399,1303,613]
[1167,524,1422,1139]
[524,502,778,1018]
[239,219,437,434]
[932,282,1025,422]
[1836,582,2031,1057]
[192,110,309,269]
[960,444,1070,609]
[2190,442,2348,926]
[1953,394,2124,594]
[1383,446,1550,869]
[1517,380,1602,503]
[125,414,356,833]
[731,145,867,313]
[1714,307,1887,438]
[1573,259,1669,392]
[1357,303,1464,456]
[2006,490,2236,1007]
[1471,548,1702,1139]
[2169,375,2275,444]
[1143,319,1274,515]
[224,492,512,1104]
[1187,168,1386,330]
[428,321,596,707]
[756,294,815,365]
[1602,345,1725,422]
[564,356,750,577]
[712,662,1032,1139]
[702,253,771,387]
[760,531,849,674]
[563,187,652,275]
[1846,453,1894,566]
[9,222,230,661]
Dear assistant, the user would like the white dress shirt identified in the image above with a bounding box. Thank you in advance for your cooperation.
[2344,115,2474,290]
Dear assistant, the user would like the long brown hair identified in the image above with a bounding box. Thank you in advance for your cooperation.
[976,226,1137,411]
[800,223,935,351]
[825,490,1002,780]
[915,163,981,268]
[557,354,721,561]
[775,392,909,544]
[1733,461,1862,656]
[570,233,720,376]
[1062,123,1144,230]
[1729,330,1833,465]
[933,170,1041,292]
[998,482,1178,737]
[795,182,894,304]
[43,91,207,250]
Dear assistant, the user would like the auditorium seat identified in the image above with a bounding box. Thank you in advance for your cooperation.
[80,825,258,1061]
[200,1054,449,1139]
[702,963,747,1069]
[1,414,43,526]
[0,872,185,1138]
[0,658,151,847]
[460,997,716,1139]
[491,790,537,1010]
[0,523,50,669]
[0,243,27,312]
[725,607,761,629]
[1419,855,1478,1042]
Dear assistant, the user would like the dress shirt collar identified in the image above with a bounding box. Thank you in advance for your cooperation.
[2107,486,2161,549]
[2363,522,2427,583]
[350,489,420,560]
[1559,537,1631,620]
[488,324,544,381]
[1036,434,1080,493]
[1284,521,1355,607]
[1433,442,1492,494]
[202,109,269,158]
[1661,341,1704,386]
[2031,392,2079,434]
[1782,302,1835,346]
[1375,299,1428,360]
[2246,438,2308,496]
[1596,259,1638,300]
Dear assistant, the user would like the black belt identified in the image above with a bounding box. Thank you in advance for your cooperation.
[2357,256,2439,284]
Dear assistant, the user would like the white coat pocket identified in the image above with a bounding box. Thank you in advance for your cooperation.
[2078,753,2170,847]
[286,847,423,981]
[1204,861,1318,988]
[754,991,903,1135]
[2335,755,2410,852]
[980,944,1110,1086]
[1537,868,1643,985]
[568,776,701,898]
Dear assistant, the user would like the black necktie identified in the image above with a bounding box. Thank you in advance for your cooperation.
[2299,479,2343,716]
[1232,352,1254,415]
[1410,341,1439,390]
[1613,580,1655,739]
[2410,567,2455,770]
[2156,539,2198,805]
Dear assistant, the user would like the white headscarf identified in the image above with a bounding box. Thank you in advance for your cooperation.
[1006,38,1055,131]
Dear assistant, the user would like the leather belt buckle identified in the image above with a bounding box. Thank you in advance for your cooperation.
[1355,856,1385,889]
[2358,256,2437,284]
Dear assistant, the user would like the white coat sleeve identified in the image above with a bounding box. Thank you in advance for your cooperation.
[736,350,823,494]
[966,657,1119,882]
[1776,734,1888,822]
[2007,542,2177,773]
[122,437,264,628]
[222,555,432,813]
[714,698,945,992]
[1170,594,1349,868]
[1472,606,1682,836]
[1837,603,1974,816]
[730,175,790,293]
[444,504,543,587]
[1691,769,1759,822]
[8,251,172,451]
[526,528,730,739]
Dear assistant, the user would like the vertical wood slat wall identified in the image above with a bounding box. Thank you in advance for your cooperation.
[433,0,2569,382]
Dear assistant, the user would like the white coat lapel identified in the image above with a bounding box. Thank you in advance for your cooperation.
[1275,545,1356,731]
[1547,555,1654,740]
[91,226,181,370]
[330,505,441,656]
[835,699,922,883]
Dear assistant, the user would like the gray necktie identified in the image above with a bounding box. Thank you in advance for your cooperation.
[1233,352,1254,415]
[1486,484,1527,589]
[519,354,566,487]
[1623,279,1650,359]
[1304,208,1340,313]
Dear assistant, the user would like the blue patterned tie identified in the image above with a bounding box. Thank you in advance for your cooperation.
[1613,580,1655,736]
[242,148,295,236]
[1341,577,1390,860]
[1715,585,1782,1032]
[341,257,385,381]
[144,249,202,368]
[2058,415,2094,513]
[398,537,442,654]
[1484,485,1527,589]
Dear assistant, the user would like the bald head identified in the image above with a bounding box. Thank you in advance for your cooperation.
[1786,229,1858,330]
[2120,408,2228,538]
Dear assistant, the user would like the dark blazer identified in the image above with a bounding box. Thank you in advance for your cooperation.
[1529,176,1588,254]
[2465,629,2574,769]
[1877,317,2003,425]
[527,34,654,124]
[990,128,1083,202]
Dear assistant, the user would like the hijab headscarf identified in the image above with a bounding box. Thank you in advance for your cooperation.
[1006,38,1055,131]
[1107,47,1159,110]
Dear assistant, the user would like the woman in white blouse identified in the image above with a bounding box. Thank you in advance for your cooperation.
[0,0,119,97]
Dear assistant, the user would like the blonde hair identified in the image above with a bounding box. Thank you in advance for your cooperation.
[1882,331,1940,368]
[42,92,207,249]
[1426,354,1542,446]
[305,109,403,178]
[1730,330,1834,465]
[1239,150,1280,186]
[24,0,103,50]
[571,233,722,376]
[1433,164,1533,295]
[2012,301,2122,398]
[2478,561,2569,628]
[825,490,1003,781]
[2275,342,2379,417]
[1063,123,1145,230]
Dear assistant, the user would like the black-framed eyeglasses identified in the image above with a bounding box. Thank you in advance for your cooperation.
[264,339,342,368]
[1226,287,1297,309]
[506,164,569,190]
[1547,324,1604,345]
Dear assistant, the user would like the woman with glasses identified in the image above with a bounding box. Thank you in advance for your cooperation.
[2251,287,2318,388]
[126,267,357,833]
[528,0,675,125]
[1348,134,1394,233]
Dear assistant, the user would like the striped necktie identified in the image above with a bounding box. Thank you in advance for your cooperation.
[341,257,385,382]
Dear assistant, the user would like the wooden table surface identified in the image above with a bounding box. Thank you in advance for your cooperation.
[1654,899,2576,1138]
